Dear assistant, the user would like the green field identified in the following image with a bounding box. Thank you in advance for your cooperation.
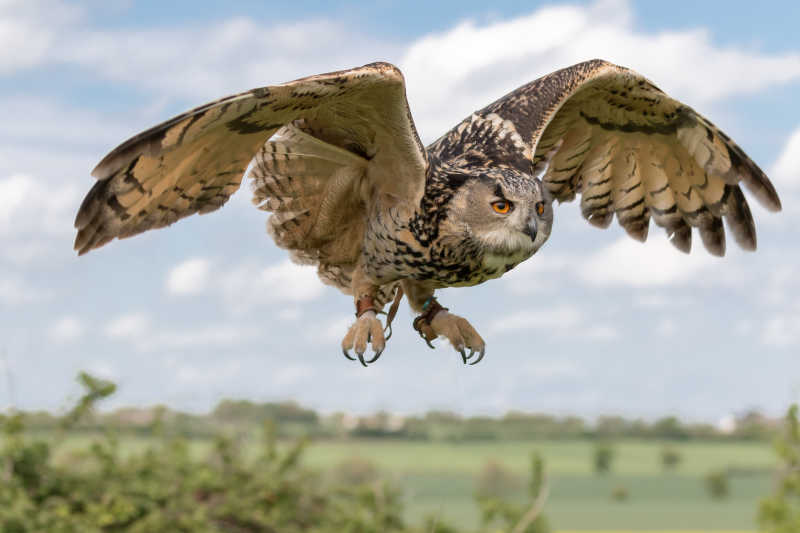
[53,435,774,531]
[299,439,774,531]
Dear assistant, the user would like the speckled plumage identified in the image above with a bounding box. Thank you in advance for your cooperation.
[74,59,781,365]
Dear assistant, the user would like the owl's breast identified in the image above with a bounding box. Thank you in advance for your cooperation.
[480,250,531,278]
[361,205,529,288]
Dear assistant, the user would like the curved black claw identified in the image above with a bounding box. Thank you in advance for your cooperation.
[423,337,435,349]
[468,348,486,365]
[464,348,476,361]
[342,348,356,361]
[365,348,383,365]
[356,352,368,367]
[458,348,467,364]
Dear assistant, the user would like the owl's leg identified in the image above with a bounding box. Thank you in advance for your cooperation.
[402,281,486,365]
[341,266,386,367]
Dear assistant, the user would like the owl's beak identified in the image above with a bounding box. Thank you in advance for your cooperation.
[523,216,538,242]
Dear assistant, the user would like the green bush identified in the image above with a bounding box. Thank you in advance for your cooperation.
[593,443,615,475]
[705,469,730,500]
[759,404,800,531]
[0,373,550,533]
[660,446,682,471]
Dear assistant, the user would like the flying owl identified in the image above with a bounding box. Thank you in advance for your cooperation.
[74,60,782,366]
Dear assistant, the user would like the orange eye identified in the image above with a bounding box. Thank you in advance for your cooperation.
[536,202,545,216]
[491,200,512,214]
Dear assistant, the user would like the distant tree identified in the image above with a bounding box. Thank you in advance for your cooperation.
[596,416,630,438]
[661,446,682,471]
[652,416,690,440]
[736,409,777,440]
[759,404,800,531]
[593,443,615,474]
[705,469,730,500]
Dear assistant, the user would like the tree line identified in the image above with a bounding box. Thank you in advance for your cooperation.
[14,396,779,442]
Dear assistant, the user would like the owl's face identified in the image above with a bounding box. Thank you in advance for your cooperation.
[452,168,553,259]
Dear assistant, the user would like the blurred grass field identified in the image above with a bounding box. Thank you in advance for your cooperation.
[299,439,773,530]
[53,434,773,531]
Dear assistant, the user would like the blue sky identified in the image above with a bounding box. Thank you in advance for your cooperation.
[2,0,799,422]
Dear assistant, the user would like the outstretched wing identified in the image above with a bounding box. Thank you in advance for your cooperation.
[74,62,427,255]
[429,59,781,255]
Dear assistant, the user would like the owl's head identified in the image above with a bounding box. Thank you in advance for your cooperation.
[449,167,553,259]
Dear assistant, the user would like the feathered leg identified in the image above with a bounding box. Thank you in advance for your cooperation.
[402,281,486,365]
[341,263,386,366]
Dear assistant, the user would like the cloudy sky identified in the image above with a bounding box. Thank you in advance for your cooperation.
[2,0,799,421]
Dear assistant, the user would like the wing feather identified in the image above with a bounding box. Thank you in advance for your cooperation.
[74,62,426,256]
[429,59,780,255]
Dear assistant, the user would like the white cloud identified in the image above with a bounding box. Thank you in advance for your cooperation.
[220,259,325,314]
[762,314,800,348]
[277,307,302,321]
[0,0,80,73]
[521,358,583,380]
[319,315,353,344]
[759,262,800,309]
[8,0,799,145]
[0,273,50,305]
[86,360,118,380]
[271,364,315,388]
[500,253,574,293]
[102,307,263,354]
[104,315,257,352]
[5,7,393,101]
[0,97,139,152]
[105,312,150,340]
[166,258,211,295]
[585,324,619,340]
[0,174,79,237]
[488,305,616,340]
[173,359,242,386]
[162,257,326,311]
[490,305,581,334]
[655,318,677,337]
[401,0,800,139]
[150,324,256,352]
[766,126,800,222]
[772,126,800,193]
[578,236,717,287]
[48,315,84,342]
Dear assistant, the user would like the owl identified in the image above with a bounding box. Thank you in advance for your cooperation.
[74,60,781,366]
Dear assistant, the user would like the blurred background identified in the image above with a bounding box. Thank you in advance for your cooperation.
[1,0,799,531]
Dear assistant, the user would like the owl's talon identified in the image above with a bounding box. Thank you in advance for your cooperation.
[468,348,486,365]
[426,310,486,365]
[342,310,385,367]
[366,348,383,364]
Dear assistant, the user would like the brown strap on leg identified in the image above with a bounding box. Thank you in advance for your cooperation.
[355,295,376,317]
[383,286,404,340]
[412,297,448,349]
[355,287,404,340]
